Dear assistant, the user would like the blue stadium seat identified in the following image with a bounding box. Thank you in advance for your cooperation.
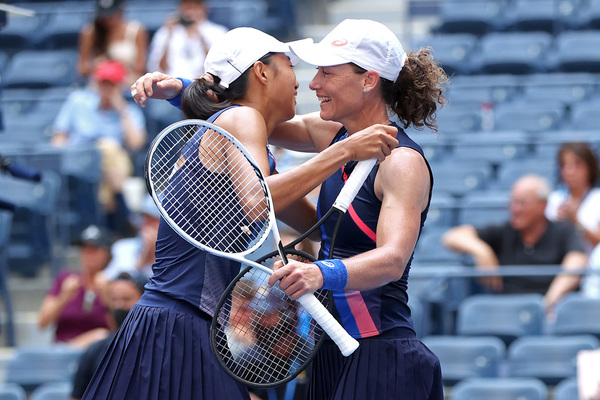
[569,100,600,130]
[507,335,600,385]
[426,191,457,229]
[36,11,92,50]
[435,105,482,133]
[494,158,557,191]
[556,31,600,72]
[1,50,79,89]
[479,32,554,75]
[429,160,493,197]
[29,381,72,400]
[207,0,269,31]
[124,3,176,38]
[412,34,479,75]
[408,295,429,338]
[456,190,510,227]
[450,74,520,104]
[0,383,27,400]
[504,0,580,33]
[553,377,578,400]
[436,0,508,35]
[451,377,548,400]
[521,76,596,108]
[456,294,545,346]
[550,293,600,338]
[413,227,468,265]
[410,130,451,163]
[572,0,600,29]
[0,12,47,53]
[422,335,506,386]
[493,99,566,133]
[448,131,530,164]
[5,346,83,392]
[0,210,15,347]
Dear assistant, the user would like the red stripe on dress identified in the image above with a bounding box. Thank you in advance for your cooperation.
[346,290,379,336]
[348,205,376,242]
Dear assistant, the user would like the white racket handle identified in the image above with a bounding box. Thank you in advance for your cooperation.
[332,159,377,212]
[298,293,359,356]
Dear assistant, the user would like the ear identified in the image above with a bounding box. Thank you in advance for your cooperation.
[251,61,270,86]
[363,71,381,93]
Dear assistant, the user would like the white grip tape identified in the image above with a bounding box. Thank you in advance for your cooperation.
[298,293,359,356]
[332,159,377,212]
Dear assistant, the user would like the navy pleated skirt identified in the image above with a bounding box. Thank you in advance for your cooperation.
[82,292,250,400]
[309,330,444,400]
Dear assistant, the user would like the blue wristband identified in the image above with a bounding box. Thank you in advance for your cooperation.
[166,78,191,109]
[314,259,348,291]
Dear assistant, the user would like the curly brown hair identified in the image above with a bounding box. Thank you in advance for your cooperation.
[386,47,449,133]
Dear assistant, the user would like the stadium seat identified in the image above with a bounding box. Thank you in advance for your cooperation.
[553,377,578,400]
[435,0,508,35]
[550,293,600,338]
[421,335,506,386]
[494,158,557,191]
[0,12,47,53]
[207,0,269,30]
[29,381,72,400]
[411,34,479,75]
[451,377,548,400]
[435,105,482,133]
[448,131,530,164]
[456,294,545,346]
[429,160,492,197]
[493,99,566,133]
[36,11,92,50]
[556,31,600,72]
[507,335,600,385]
[408,295,429,338]
[425,191,457,229]
[450,74,520,104]
[0,210,15,347]
[1,50,79,89]
[0,383,27,400]
[479,32,554,75]
[456,190,510,227]
[413,227,468,265]
[520,73,597,107]
[569,100,600,130]
[503,0,579,33]
[5,346,83,392]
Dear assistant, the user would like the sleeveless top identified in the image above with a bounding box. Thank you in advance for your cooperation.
[317,123,433,339]
[107,20,140,73]
[145,106,276,317]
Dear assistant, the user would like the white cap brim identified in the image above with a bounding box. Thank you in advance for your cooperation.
[290,39,350,67]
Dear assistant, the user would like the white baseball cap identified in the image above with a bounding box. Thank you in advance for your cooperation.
[290,19,407,82]
[204,27,305,88]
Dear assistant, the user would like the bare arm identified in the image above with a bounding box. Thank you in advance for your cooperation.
[77,25,96,77]
[132,25,149,81]
[441,224,503,291]
[544,250,588,312]
[38,275,81,328]
[269,113,342,153]
[269,147,431,297]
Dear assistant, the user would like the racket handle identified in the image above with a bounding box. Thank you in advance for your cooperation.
[298,293,359,356]
[332,159,377,212]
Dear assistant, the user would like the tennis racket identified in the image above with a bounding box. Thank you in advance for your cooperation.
[144,119,359,363]
[211,156,377,387]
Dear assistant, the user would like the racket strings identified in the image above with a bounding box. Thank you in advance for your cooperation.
[151,124,270,254]
[214,255,327,386]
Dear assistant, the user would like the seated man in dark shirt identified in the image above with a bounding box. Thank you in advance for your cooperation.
[442,174,588,314]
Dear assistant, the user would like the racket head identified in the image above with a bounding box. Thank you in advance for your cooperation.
[144,119,274,257]
[211,250,328,388]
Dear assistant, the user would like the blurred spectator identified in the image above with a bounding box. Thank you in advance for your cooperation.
[101,194,160,281]
[38,225,115,349]
[78,0,148,85]
[71,271,148,400]
[545,142,600,252]
[147,0,227,79]
[52,59,147,236]
[442,174,588,313]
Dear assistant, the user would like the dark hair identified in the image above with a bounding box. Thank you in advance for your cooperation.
[558,142,600,186]
[92,17,110,56]
[181,53,277,120]
[353,47,449,133]
[115,271,148,294]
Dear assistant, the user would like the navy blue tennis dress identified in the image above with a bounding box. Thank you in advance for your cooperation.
[82,106,276,400]
[309,125,444,400]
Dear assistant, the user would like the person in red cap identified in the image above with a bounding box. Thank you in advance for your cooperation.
[51,59,147,236]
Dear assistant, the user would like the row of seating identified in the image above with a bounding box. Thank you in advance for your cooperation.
[448,376,577,400]
[435,0,600,35]
[0,381,71,400]
[0,0,296,55]
[413,30,600,76]
[425,333,597,387]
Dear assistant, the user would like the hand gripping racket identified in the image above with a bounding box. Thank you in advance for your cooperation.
[144,120,361,365]
[211,157,377,387]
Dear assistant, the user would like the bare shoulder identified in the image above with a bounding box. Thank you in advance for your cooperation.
[375,147,430,202]
[215,106,267,143]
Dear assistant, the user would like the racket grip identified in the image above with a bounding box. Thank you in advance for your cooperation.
[298,293,359,356]
[332,159,377,212]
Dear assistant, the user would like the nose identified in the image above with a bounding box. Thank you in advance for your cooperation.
[309,75,320,91]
